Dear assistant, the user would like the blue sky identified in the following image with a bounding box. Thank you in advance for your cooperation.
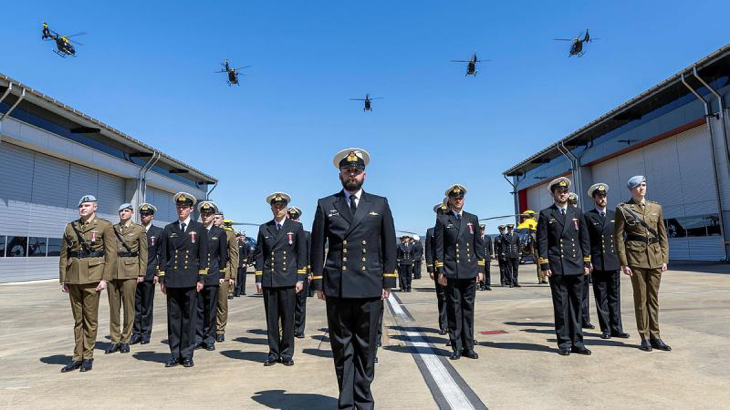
[2,1,728,234]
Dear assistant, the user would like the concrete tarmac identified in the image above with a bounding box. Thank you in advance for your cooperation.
[0,262,728,409]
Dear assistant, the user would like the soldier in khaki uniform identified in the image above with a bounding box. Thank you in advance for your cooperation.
[615,176,671,352]
[223,219,238,300]
[213,213,238,342]
[59,195,118,373]
[106,203,148,354]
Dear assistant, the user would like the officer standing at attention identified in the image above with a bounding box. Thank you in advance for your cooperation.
[584,184,629,340]
[158,192,208,368]
[495,225,508,286]
[213,213,238,342]
[479,224,493,291]
[194,201,228,351]
[311,148,397,409]
[397,235,414,292]
[536,178,592,356]
[223,219,239,301]
[288,206,312,339]
[234,232,251,297]
[106,203,148,355]
[132,203,163,345]
[503,224,521,288]
[255,193,307,366]
[615,176,670,352]
[569,193,595,329]
[412,235,423,280]
[426,201,449,335]
[434,184,485,360]
[59,195,118,373]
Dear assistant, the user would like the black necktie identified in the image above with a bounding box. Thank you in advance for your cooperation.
[560,208,565,216]
[350,196,357,215]
[180,222,186,232]
[600,211,605,219]
[276,223,281,231]
[456,213,462,220]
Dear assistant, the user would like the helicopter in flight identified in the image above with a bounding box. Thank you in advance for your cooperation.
[350,94,383,112]
[215,59,251,86]
[554,29,596,57]
[451,52,489,76]
[42,22,85,58]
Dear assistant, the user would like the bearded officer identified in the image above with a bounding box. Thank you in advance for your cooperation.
[132,203,163,345]
[59,195,118,373]
[195,201,228,351]
[107,203,148,354]
[255,193,307,366]
[213,213,238,342]
[426,200,449,335]
[288,206,311,338]
[584,184,629,340]
[434,184,485,360]
[311,148,397,409]
[615,176,670,352]
[536,178,591,356]
[158,192,208,367]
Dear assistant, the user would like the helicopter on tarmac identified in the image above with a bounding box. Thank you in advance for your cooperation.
[554,29,597,57]
[215,59,251,86]
[350,94,383,112]
[42,23,85,58]
[480,211,538,264]
[451,52,489,76]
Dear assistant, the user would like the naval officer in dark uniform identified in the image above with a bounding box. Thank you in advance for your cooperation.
[503,224,521,287]
[495,225,508,286]
[311,148,397,410]
[255,193,307,366]
[584,183,629,340]
[397,235,414,292]
[426,200,449,335]
[158,192,209,367]
[479,224,493,291]
[536,178,591,356]
[131,203,163,345]
[287,206,311,339]
[434,184,485,360]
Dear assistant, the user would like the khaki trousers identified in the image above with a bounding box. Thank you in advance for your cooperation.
[107,278,137,343]
[630,267,662,340]
[68,284,100,361]
[217,281,230,335]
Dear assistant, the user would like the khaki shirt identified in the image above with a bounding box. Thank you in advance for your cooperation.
[59,215,118,284]
[224,228,239,280]
[113,220,149,280]
[615,198,669,269]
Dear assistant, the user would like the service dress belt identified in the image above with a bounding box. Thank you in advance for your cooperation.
[626,234,658,245]
[69,250,106,259]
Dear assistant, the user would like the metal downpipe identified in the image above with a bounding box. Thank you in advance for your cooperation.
[0,86,26,143]
[503,174,519,225]
[206,181,218,200]
[693,67,730,179]
[135,150,160,223]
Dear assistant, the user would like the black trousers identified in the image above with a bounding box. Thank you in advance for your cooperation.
[498,259,509,285]
[166,287,198,360]
[479,263,492,288]
[376,300,384,347]
[445,277,476,352]
[133,280,155,338]
[398,263,412,290]
[549,274,585,349]
[413,260,422,279]
[295,279,309,335]
[235,267,247,296]
[195,285,219,346]
[263,286,296,360]
[434,276,448,332]
[581,273,591,325]
[592,270,624,334]
[506,258,520,285]
[326,296,381,410]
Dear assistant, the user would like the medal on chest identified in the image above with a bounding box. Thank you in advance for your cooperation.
[150,236,156,246]
[467,223,474,235]
[287,232,294,245]
[190,231,197,244]
[572,218,579,230]
[90,230,98,243]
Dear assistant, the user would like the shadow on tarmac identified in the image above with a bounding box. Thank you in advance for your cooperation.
[302,348,333,358]
[248,329,268,336]
[251,390,337,409]
[389,333,448,345]
[234,336,269,345]
[388,325,443,334]
[220,350,269,363]
[504,321,554,327]
[478,341,556,354]
[133,351,169,364]
[39,354,72,366]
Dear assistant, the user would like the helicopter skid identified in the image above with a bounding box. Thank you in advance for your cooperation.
[53,50,74,58]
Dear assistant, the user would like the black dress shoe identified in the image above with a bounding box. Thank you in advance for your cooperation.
[639,339,653,352]
[140,337,151,345]
[571,346,592,355]
[583,323,596,330]
[205,344,216,351]
[485,286,492,291]
[612,332,630,339]
[61,361,82,373]
[165,357,181,367]
[449,351,462,360]
[182,358,194,367]
[79,359,93,372]
[228,295,234,300]
[194,343,203,350]
[105,343,121,354]
[446,340,452,347]
[513,283,521,288]
[263,357,278,366]
[438,329,448,335]
[130,335,142,345]
[463,350,479,359]
[650,339,672,351]
[509,284,514,288]
[216,334,225,343]
[281,358,294,366]
[120,343,130,353]
[558,348,571,356]
[374,356,379,363]
[600,332,611,339]
[295,332,305,339]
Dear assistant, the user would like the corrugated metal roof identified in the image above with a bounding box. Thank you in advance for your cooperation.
[503,44,730,176]
[0,72,217,183]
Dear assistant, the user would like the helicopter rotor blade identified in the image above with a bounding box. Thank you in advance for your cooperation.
[553,38,572,41]
[478,213,533,222]
[230,222,261,226]
[233,66,251,70]
[65,32,87,39]
[396,230,419,235]
[450,60,470,62]
[350,99,366,101]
